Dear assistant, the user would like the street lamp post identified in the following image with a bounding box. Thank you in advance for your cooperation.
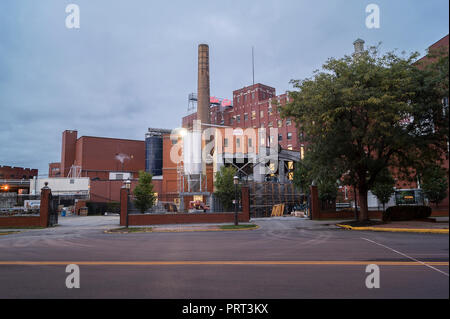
[125,178,131,228]
[233,175,239,226]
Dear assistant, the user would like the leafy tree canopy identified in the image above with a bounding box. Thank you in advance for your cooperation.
[282,45,449,220]
[420,164,448,207]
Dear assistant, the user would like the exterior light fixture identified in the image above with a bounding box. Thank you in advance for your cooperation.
[125,178,131,189]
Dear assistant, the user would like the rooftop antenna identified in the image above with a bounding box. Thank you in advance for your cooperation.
[252,46,255,86]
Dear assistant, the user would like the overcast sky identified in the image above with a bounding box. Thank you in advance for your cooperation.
[0,0,448,176]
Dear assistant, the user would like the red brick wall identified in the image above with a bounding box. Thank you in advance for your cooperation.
[90,180,136,202]
[0,216,41,227]
[59,130,145,180]
[89,179,161,203]
[77,136,145,179]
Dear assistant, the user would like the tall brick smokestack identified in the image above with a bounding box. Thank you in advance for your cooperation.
[197,44,210,126]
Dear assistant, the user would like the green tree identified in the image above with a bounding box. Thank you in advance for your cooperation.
[214,166,239,211]
[421,165,448,208]
[371,168,395,212]
[282,46,449,221]
[318,178,338,202]
[292,160,312,194]
[133,171,156,213]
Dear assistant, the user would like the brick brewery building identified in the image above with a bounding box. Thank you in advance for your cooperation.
[182,84,303,155]
[47,35,449,211]
[48,130,156,203]
[0,166,38,180]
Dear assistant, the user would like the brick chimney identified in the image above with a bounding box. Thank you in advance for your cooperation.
[60,130,78,177]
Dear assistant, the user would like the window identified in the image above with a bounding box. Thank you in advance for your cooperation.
[268,121,273,127]
[278,134,283,141]
[300,145,305,159]
[236,115,240,123]
[268,106,273,115]
[269,136,274,144]
[260,110,264,118]
[277,106,282,113]
[236,138,241,148]
[287,132,292,140]
[251,111,256,120]
[244,113,248,121]
[248,138,253,148]
[277,120,282,127]
[224,138,228,147]
[286,119,292,126]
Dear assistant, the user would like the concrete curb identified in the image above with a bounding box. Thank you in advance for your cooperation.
[0,231,21,236]
[336,224,449,234]
[104,225,260,234]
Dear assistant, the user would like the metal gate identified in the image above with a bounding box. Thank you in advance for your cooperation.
[48,194,59,227]
[245,182,307,218]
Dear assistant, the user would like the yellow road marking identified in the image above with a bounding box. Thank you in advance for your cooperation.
[336,224,449,234]
[0,261,448,266]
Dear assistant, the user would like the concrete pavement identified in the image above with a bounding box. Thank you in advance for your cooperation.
[0,216,448,298]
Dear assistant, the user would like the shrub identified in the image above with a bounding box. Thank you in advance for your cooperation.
[133,171,156,213]
[214,166,239,211]
[383,205,432,221]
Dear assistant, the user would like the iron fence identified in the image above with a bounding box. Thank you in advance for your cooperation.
[0,193,41,216]
[244,181,306,217]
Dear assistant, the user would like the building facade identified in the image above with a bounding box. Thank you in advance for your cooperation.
[182,83,303,153]
[0,165,38,180]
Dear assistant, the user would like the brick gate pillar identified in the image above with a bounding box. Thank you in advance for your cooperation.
[120,187,129,226]
[39,183,51,227]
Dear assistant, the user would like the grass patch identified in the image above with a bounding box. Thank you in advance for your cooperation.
[106,227,153,233]
[219,224,258,230]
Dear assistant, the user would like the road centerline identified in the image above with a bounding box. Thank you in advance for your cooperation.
[0,260,448,266]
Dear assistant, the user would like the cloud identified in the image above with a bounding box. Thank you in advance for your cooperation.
[0,0,448,175]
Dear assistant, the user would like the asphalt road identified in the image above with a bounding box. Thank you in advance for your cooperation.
[0,216,448,298]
